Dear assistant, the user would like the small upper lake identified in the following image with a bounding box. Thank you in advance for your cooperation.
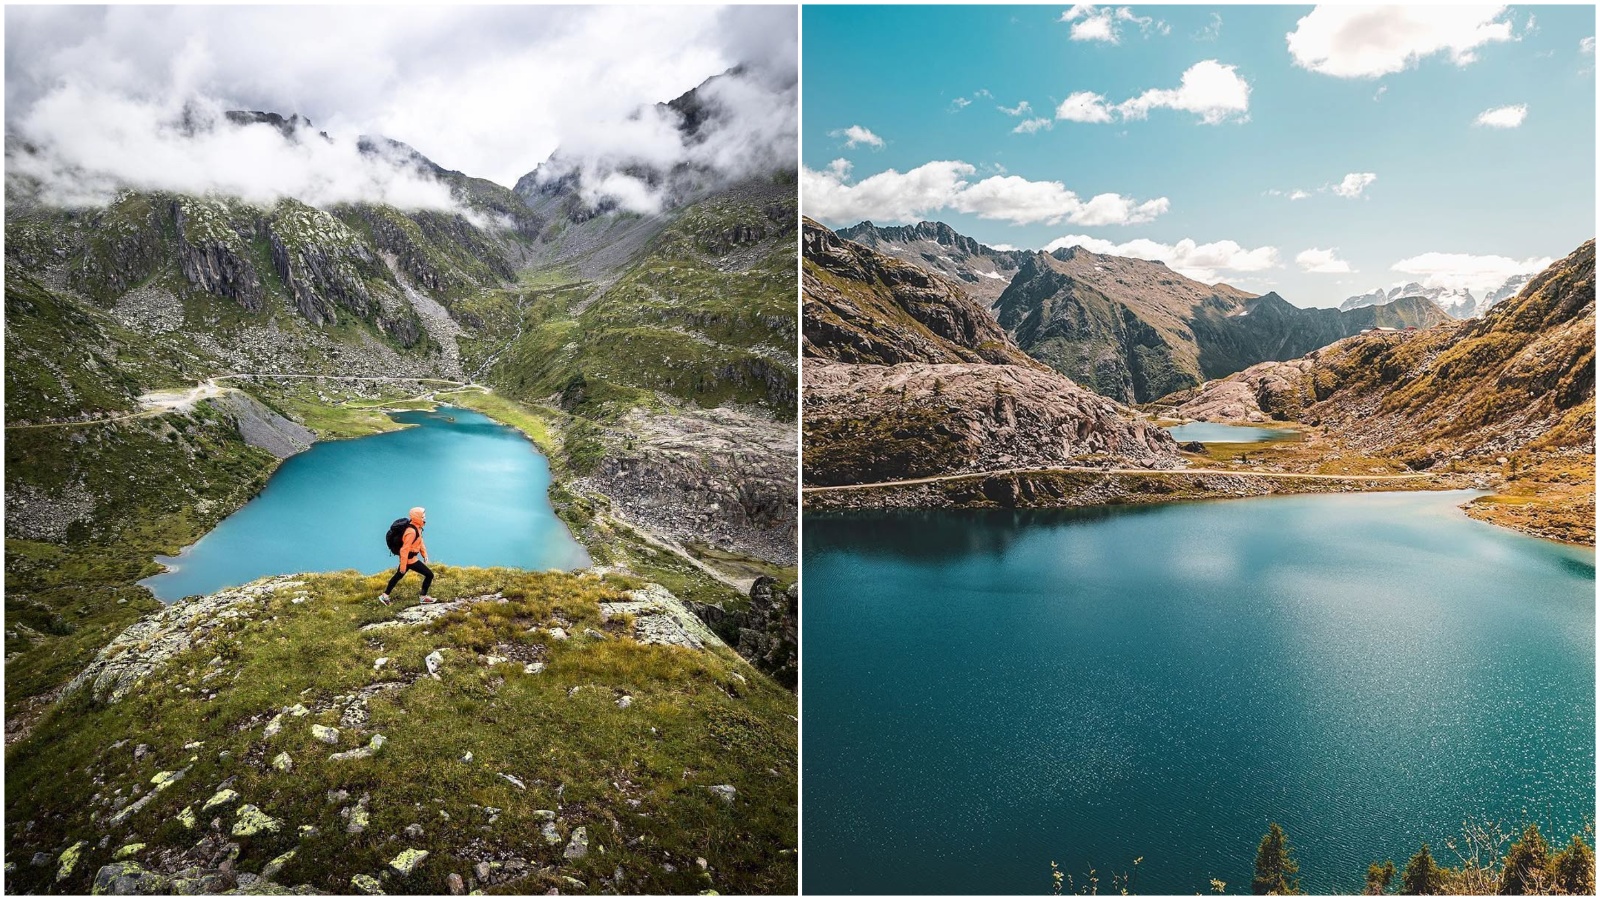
[1165,421,1299,443]
[803,491,1594,895]
[143,406,590,601]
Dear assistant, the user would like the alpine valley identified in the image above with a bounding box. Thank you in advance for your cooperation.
[4,69,798,895]
[803,219,1594,547]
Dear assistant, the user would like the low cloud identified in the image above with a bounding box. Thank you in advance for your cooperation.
[1296,248,1353,273]
[8,89,458,210]
[1055,61,1250,125]
[1000,100,1033,117]
[1391,251,1554,295]
[801,159,1168,227]
[5,5,796,215]
[1060,5,1169,44]
[1286,6,1515,78]
[1044,233,1279,283]
[1013,117,1054,134]
[1474,103,1527,128]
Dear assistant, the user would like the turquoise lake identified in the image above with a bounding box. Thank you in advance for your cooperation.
[142,406,590,601]
[1165,422,1299,443]
[802,491,1595,895]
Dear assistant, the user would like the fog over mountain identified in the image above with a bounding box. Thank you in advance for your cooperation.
[4,5,795,213]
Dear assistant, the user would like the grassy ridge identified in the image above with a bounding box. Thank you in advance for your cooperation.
[5,569,797,895]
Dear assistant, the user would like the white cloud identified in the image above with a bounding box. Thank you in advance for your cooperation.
[1290,189,1311,201]
[1055,91,1115,123]
[1013,117,1054,134]
[1286,6,1515,78]
[801,160,1168,228]
[1296,248,1353,273]
[988,243,1019,252]
[1054,61,1250,126]
[1331,172,1377,198]
[1117,60,1250,124]
[1474,103,1527,128]
[1044,233,1279,283]
[826,158,852,179]
[1060,5,1168,44]
[1391,251,1554,295]
[1194,12,1222,42]
[950,97,972,111]
[1374,85,1388,101]
[5,5,794,197]
[831,124,884,149]
[1583,36,1596,54]
[1000,100,1033,116]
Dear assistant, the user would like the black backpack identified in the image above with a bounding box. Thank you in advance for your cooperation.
[385,518,415,556]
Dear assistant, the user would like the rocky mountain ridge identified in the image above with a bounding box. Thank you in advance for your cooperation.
[802,222,1179,488]
[834,220,1030,307]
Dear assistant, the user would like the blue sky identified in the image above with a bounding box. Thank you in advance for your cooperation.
[802,5,1596,307]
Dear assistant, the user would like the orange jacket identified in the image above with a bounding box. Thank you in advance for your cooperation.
[398,514,428,571]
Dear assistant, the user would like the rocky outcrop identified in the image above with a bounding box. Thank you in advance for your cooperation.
[803,219,1037,367]
[835,220,1031,307]
[65,576,309,703]
[1159,358,1318,423]
[804,361,1180,486]
[578,407,796,565]
[172,200,265,312]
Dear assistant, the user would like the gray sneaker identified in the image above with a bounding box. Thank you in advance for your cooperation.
[378,593,391,606]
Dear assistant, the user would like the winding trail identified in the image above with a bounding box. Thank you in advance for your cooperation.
[5,374,487,430]
[803,465,1437,493]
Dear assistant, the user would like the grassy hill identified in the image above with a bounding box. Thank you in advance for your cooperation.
[4,569,797,895]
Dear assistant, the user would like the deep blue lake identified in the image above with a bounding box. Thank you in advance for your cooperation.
[1166,422,1299,443]
[802,491,1595,895]
[142,406,590,601]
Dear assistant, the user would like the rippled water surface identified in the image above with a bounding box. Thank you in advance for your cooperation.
[802,491,1594,894]
[1165,422,1300,443]
[143,406,589,600]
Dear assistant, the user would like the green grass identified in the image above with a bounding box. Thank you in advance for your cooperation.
[4,569,797,896]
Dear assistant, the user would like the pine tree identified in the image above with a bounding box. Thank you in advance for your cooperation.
[1498,823,1550,894]
[1550,833,1594,896]
[1402,843,1444,895]
[1364,860,1396,895]
[1252,823,1302,895]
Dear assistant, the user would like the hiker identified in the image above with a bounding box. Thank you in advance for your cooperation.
[380,507,436,606]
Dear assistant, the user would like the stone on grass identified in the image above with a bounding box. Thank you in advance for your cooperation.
[350,873,385,895]
[548,627,568,641]
[261,849,295,880]
[286,704,309,717]
[446,873,465,895]
[176,806,197,829]
[93,861,165,894]
[617,695,633,709]
[425,650,445,680]
[57,841,87,881]
[563,826,588,860]
[499,773,526,790]
[541,821,561,844]
[374,657,389,671]
[232,804,282,837]
[311,725,340,745]
[388,848,429,876]
[708,784,736,804]
[263,714,284,739]
[523,662,545,675]
[113,843,145,860]
[201,789,239,813]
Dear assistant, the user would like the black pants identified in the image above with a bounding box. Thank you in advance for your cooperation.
[385,559,433,595]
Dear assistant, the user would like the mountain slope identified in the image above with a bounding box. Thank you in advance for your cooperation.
[802,218,1037,367]
[994,244,1451,403]
[1165,240,1595,542]
[802,222,1177,487]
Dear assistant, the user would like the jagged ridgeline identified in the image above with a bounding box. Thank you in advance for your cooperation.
[838,218,1451,404]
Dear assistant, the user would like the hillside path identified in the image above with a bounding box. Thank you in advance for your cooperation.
[5,374,486,430]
